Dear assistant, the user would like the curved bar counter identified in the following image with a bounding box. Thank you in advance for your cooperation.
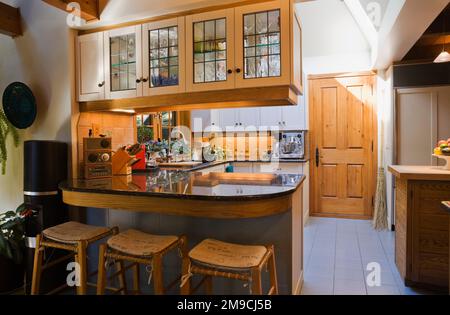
[60,169,306,294]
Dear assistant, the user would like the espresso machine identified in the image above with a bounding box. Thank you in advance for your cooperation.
[277,131,307,159]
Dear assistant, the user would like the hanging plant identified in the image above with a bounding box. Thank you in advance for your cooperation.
[0,110,20,175]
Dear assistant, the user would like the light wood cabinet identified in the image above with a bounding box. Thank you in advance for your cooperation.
[185,9,235,92]
[76,0,303,103]
[142,17,186,96]
[104,25,143,99]
[234,0,291,89]
[76,32,105,102]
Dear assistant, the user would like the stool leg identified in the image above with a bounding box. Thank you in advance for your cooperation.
[180,236,191,295]
[268,247,278,295]
[204,276,213,295]
[31,234,43,295]
[153,254,164,295]
[96,244,107,295]
[76,241,88,295]
[116,260,127,295]
[132,263,141,294]
[251,267,263,295]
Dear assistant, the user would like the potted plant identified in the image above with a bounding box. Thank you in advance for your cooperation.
[0,204,29,293]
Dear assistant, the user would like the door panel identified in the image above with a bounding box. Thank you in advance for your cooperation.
[310,74,375,218]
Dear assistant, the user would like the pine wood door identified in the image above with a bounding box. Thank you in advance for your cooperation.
[310,74,376,219]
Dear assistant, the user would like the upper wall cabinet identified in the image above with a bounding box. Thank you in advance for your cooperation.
[104,25,143,99]
[76,33,105,102]
[76,0,303,104]
[142,17,186,96]
[234,0,290,89]
[185,9,235,92]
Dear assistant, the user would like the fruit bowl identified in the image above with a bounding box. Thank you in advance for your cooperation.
[432,154,450,170]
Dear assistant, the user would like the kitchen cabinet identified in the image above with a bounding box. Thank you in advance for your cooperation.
[186,9,235,92]
[259,103,305,130]
[142,17,186,96]
[234,0,291,89]
[76,32,105,102]
[185,0,301,94]
[77,0,303,104]
[104,25,143,99]
[191,109,221,133]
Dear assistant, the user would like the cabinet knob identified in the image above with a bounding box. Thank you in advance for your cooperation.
[283,121,286,125]
[98,81,105,88]
[136,78,142,83]
[142,77,148,83]
[239,123,243,126]
[227,69,233,74]
[235,68,241,74]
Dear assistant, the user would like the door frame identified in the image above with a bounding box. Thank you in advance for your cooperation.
[308,71,378,220]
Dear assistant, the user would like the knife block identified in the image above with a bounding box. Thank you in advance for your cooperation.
[112,148,134,176]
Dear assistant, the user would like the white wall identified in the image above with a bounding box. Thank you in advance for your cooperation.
[297,0,372,75]
[0,0,73,212]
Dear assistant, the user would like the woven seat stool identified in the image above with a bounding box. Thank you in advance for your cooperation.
[96,229,188,295]
[31,221,118,295]
[180,239,278,295]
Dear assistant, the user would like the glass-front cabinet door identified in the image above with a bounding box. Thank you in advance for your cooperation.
[104,25,143,99]
[186,9,235,92]
[142,17,185,96]
[235,0,290,88]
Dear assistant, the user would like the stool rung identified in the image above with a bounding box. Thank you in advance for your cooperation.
[41,241,77,251]
[42,253,75,271]
[191,265,250,282]
[45,283,69,295]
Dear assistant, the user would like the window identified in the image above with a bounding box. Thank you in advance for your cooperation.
[135,111,178,144]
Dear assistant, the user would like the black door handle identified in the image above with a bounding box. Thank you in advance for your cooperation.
[316,148,319,167]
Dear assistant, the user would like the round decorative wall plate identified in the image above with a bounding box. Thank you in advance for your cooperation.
[2,82,37,129]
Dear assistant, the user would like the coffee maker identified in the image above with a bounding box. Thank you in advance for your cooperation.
[277,131,306,159]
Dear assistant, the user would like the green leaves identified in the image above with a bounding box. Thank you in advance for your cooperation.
[0,109,20,175]
[0,203,26,264]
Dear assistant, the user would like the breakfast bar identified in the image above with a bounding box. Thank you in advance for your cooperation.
[59,170,305,294]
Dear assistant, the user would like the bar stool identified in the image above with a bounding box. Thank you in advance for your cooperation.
[96,229,188,295]
[180,239,278,295]
[31,221,117,295]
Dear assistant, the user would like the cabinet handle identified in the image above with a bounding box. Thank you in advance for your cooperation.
[239,123,243,126]
[98,81,105,88]
[235,68,241,73]
[142,77,148,83]
[283,121,286,125]
[227,69,233,74]
[136,78,142,83]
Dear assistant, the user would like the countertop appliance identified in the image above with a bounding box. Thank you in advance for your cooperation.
[278,131,306,159]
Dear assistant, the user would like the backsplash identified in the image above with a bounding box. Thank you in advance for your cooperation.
[77,112,136,177]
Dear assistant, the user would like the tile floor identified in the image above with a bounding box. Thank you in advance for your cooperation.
[301,217,434,295]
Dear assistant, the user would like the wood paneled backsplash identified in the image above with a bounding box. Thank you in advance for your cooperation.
[76,112,136,177]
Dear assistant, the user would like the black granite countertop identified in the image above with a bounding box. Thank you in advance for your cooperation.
[59,169,305,201]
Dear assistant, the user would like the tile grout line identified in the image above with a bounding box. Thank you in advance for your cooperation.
[356,224,369,295]
[376,229,403,295]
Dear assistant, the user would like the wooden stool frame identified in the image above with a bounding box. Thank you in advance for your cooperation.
[97,235,188,295]
[181,245,278,295]
[31,227,118,295]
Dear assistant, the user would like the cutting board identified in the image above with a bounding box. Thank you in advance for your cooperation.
[193,172,278,187]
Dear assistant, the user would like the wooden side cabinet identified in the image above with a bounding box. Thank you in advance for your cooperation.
[395,179,450,291]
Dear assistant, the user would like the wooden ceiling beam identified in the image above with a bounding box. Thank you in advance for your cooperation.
[0,2,22,37]
[42,0,101,22]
